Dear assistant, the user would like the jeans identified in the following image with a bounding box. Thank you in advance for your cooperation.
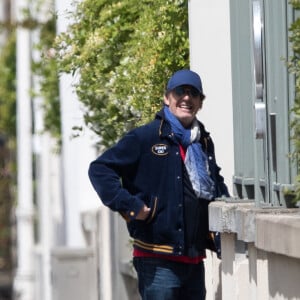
[133,257,206,300]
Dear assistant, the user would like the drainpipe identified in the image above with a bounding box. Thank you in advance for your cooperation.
[13,0,35,299]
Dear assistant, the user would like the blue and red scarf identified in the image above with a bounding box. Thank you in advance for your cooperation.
[164,106,215,200]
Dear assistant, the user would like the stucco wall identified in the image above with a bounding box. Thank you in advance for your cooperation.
[209,200,300,300]
[188,0,234,195]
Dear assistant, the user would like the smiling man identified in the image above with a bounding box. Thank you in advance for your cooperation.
[164,71,205,128]
[88,69,229,300]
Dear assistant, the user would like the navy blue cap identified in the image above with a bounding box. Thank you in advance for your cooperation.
[166,69,203,94]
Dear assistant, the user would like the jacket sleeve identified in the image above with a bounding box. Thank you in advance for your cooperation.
[206,137,230,198]
[213,164,230,198]
[88,131,145,220]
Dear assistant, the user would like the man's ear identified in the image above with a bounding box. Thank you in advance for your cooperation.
[163,95,170,106]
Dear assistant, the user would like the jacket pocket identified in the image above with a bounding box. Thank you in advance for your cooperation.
[145,196,158,224]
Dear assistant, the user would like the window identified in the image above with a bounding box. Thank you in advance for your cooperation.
[230,0,296,207]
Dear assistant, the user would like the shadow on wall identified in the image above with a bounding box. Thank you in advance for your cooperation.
[268,252,300,299]
[122,274,140,300]
[215,261,222,300]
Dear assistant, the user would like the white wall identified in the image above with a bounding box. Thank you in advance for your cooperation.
[210,201,300,300]
[189,0,234,194]
[55,0,100,247]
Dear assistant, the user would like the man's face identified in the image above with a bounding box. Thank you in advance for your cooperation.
[164,85,203,128]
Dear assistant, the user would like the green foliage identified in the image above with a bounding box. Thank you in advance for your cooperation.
[54,0,189,147]
[32,15,61,143]
[0,29,16,274]
[0,3,60,143]
[0,32,16,137]
[0,141,13,271]
[290,0,300,9]
[288,1,300,202]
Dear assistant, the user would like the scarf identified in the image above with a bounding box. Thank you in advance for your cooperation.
[164,106,215,200]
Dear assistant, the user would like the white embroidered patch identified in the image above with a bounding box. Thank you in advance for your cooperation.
[151,144,169,156]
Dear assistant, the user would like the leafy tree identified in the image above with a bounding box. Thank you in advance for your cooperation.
[0,32,16,138]
[54,0,189,147]
[32,15,61,143]
[0,31,16,277]
[288,0,300,201]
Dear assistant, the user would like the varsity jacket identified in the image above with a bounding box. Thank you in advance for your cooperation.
[88,109,229,257]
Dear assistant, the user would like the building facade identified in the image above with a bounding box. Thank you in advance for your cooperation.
[191,1,300,299]
[9,0,300,299]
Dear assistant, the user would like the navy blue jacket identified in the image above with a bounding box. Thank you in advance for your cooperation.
[88,109,229,257]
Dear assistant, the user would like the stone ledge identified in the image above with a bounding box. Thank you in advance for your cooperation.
[209,200,259,242]
[209,199,300,258]
[256,212,300,259]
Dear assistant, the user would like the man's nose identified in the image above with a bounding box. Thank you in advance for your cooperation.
[182,91,192,98]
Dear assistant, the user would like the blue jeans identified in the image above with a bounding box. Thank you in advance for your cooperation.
[133,257,206,300]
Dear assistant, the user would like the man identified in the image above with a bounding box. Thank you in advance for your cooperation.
[88,69,229,300]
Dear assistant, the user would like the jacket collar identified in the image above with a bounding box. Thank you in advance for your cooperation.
[155,109,172,138]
